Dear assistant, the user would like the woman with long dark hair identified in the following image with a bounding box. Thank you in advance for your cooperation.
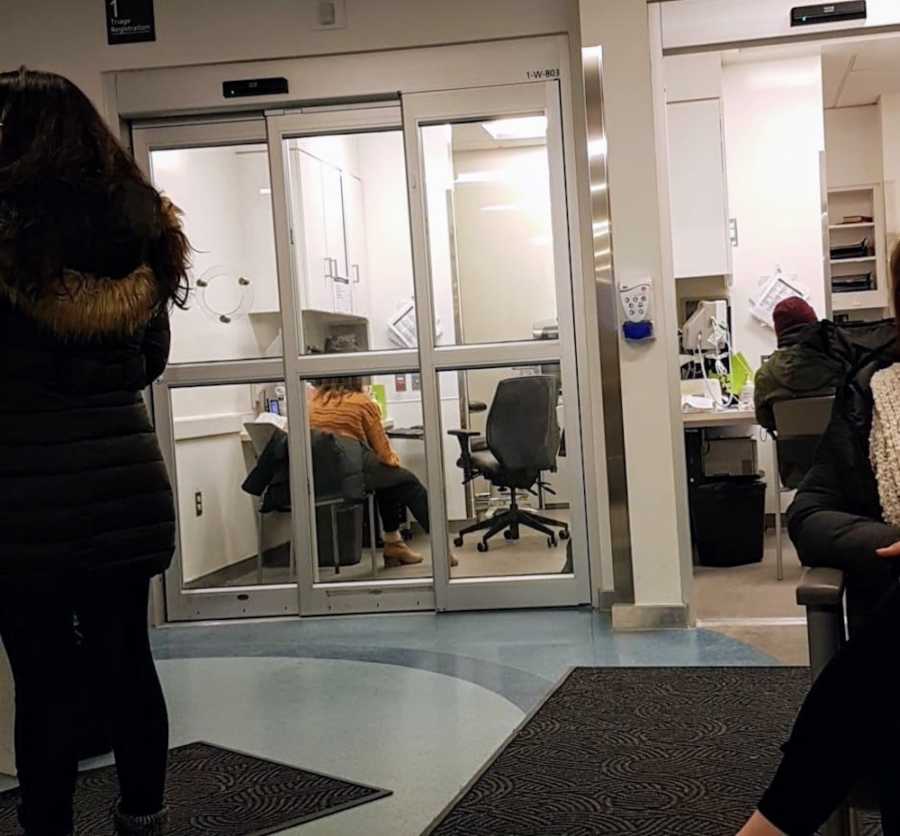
[737,243,900,834]
[0,68,189,836]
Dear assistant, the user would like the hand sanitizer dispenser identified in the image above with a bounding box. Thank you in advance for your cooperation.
[619,279,654,342]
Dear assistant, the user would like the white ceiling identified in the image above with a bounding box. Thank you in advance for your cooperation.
[823,35,900,108]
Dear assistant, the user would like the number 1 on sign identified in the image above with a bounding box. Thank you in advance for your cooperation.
[109,0,119,18]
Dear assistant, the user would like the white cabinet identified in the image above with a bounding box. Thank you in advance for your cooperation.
[343,174,370,319]
[289,148,370,319]
[292,149,333,313]
[667,99,732,279]
[236,152,280,315]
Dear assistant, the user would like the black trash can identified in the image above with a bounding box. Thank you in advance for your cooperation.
[316,503,364,568]
[690,476,766,567]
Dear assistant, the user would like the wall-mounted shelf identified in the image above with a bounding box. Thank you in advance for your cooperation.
[827,185,888,315]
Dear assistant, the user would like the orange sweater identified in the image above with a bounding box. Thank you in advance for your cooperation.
[309,390,400,468]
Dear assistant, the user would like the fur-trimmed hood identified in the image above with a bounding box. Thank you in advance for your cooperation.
[0,265,162,338]
[0,199,180,339]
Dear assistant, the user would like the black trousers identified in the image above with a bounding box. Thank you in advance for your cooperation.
[364,458,430,534]
[758,581,900,835]
[0,575,168,836]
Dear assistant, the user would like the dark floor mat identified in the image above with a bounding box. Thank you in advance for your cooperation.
[0,741,391,835]
[426,667,882,836]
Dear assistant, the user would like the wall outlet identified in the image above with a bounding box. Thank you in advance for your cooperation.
[194,492,203,517]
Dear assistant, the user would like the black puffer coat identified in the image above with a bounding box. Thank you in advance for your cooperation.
[0,207,180,580]
[788,343,900,625]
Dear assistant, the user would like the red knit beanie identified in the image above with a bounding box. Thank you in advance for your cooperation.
[772,297,817,340]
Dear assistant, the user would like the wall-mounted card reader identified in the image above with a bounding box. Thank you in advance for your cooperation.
[791,2,867,27]
[223,77,289,99]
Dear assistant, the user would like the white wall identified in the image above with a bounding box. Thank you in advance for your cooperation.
[661,0,900,53]
[722,56,827,370]
[825,105,884,188]
[0,0,569,119]
[579,0,694,618]
[881,93,900,258]
[357,132,417,353]
[152,146,281,365]
[722,56,826,515]
[452,145,557,345]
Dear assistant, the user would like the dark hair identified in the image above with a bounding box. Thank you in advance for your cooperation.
[316,334,364,397]
[0,67,189,307]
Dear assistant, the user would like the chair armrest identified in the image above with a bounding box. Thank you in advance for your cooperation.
[448,429,481,482]
[468,401,487,413]
[796,567,846,608]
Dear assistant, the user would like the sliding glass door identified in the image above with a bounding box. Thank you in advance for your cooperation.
[133,119,300,621]
[402,82,591,611]
[135,80,590,621]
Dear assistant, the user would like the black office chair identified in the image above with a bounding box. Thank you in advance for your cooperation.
[771,395,835,580]
[449,375,569,552]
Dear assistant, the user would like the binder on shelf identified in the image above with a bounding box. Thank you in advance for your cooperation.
[830,238,872,260]
[831,272,874,293]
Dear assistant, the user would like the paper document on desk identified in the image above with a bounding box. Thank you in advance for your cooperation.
[682,395,716,413]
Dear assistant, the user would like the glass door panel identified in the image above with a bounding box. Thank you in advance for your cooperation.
[279,124,418,354]
[403,82,591,611]
[420,115,559,347]
[134,119,298,622]
[439,365,574,579]
[133,124,283,364]
[267,107,436,616]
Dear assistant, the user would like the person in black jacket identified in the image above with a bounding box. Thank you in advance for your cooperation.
[737,246,900,835]
[0,68,190,836]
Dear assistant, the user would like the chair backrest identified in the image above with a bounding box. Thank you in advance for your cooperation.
[772,395,835,489]
[486,375,560,475]
[772,396,835,440]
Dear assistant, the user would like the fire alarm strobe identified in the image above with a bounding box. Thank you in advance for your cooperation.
[791,1,867,27]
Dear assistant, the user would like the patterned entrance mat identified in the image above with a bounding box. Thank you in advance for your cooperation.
[0,741,391,835]
[426,667,882,836]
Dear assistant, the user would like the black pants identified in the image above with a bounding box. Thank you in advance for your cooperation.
[364,458,430,534]
[0,575,168,836]
[758,581,900,835]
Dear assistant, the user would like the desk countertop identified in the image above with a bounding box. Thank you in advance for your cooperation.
[682,409,757,429]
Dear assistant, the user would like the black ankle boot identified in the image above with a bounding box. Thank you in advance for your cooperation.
[113,802,168,835]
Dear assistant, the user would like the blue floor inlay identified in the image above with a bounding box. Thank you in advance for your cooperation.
[2,609,780,835]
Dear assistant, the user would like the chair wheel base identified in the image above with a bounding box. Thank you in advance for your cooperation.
[453,536,464,547]
[559,529,570,540]
[547,536,557,548]
[477,542,489,553]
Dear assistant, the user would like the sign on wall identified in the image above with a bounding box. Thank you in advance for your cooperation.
[105,0,156,45]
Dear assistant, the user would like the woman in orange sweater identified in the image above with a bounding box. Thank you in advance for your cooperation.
[309,373,429,567]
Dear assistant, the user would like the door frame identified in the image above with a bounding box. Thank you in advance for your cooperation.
[267,105,437,616]
[121,35,615,621]
[133,118,304,622]
[402,81,592,611]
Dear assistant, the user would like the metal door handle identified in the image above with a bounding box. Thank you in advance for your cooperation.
[352,264,360,284]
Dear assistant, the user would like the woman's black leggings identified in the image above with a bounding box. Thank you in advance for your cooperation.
[758,581,900,835]
[365,460,430,534]
[0,575,168,836]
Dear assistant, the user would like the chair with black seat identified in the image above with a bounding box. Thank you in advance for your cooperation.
[449,375,569,552]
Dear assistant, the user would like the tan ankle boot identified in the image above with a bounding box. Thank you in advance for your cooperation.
[384,541,424,566]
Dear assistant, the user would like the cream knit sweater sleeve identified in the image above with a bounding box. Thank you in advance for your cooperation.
[869,364,900,527]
